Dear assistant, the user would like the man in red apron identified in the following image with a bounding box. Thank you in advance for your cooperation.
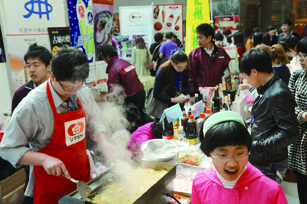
[0,47,118,204]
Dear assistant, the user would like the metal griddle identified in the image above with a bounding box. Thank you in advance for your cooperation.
[68,160,176,204]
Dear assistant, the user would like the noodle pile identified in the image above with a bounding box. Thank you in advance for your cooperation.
[91,168,168,204]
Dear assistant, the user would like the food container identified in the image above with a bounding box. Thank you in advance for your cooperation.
[173,163,205,196]
[68,160,176,204]
[141,139,177,162]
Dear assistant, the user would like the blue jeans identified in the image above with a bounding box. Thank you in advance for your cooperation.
[253,163,288,184]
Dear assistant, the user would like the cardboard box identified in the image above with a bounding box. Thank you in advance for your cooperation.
[0,169,26,204]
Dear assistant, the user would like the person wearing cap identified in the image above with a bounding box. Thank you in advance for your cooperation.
[0,46,118,204]
[278,19,293,43]
[188,24,230,104]
[239,48,299,184]
[192,111,287,204]
[100,44,154,132]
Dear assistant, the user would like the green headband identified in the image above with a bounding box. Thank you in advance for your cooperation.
[203,111,246,137]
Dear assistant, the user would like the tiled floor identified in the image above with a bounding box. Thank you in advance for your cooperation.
[281,181,299,204]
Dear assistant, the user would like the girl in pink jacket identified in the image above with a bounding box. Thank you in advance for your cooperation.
[126,121,163,159]
[192,111,288,204]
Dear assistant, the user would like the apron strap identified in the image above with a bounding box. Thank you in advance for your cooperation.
[46,80,58,115]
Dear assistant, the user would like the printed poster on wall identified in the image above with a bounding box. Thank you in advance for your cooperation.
[67,0,95,63]
[185,0,210,55]
[93,0,114,61]
[119,5,154,47]
[215,16,239,33]
[153,4,183,42]
[48,27,71,54]
[2,0,67,91]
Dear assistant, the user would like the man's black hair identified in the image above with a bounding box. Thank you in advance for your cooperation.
[154,32,163,42]
[239,48,273,76]
[266,25,275,32]
[196,23,215,41]
[151,121,163,139]
[296,37,307,54]
[166,32,174,39]
[24,43,52,67]
[51,46,89,82]
[214,33,223,41]
[100,44,118,59]
[200,120,252,157]
[279,34,301,52]
[282,19,292,26]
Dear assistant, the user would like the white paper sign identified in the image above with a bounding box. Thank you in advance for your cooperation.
[2,0,67,35]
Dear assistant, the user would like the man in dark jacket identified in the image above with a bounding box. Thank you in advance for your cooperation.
[240,48,299,184]
[188,23,230,104]
[100,45,154,131]
[278,19,293,43]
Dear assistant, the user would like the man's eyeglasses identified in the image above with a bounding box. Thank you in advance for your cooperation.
[58,81,84,92]
[296,54,307,60]
[210,152,250,163]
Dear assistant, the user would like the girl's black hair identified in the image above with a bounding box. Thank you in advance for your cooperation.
[253,32,263,48]
[232,32,246,54]
[200,121,252,157]
[296,37,307,54]
[280,34,301,52]
[151,121,163,138]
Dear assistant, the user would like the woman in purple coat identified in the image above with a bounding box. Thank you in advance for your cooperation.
[126,121,163,159]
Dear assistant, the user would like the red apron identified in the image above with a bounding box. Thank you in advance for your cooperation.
[33,82,90,204]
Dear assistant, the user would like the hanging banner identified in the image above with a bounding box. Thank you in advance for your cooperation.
[93,0,114,61]
[153,4,183,42]
[185,0,210,55]
[1,0,67,91]
[67,0,95,62]
[48,27,71,54]
[119,5,154,46]
[215,16,239,33]
[112,13,120,34]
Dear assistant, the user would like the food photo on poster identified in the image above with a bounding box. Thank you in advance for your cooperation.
[153,4,183,42]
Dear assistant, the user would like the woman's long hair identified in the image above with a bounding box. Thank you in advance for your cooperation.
[135,37,146,49]
[232,32,246,54]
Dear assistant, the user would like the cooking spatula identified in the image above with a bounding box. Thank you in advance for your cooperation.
[62,174,92,199]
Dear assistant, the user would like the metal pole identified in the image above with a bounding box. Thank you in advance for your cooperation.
[210,0,214,27]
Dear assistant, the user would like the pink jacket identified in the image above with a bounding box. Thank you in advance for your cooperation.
[192,162,288,204]
[126,122,155,158]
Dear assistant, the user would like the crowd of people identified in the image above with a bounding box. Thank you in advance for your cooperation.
[0,20,307,204]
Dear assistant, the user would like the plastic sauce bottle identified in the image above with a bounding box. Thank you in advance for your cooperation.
[162,118,174,140]
[181,113,188,133]
[173,118,179,139]
[196,113,206,137]
[205,108,212,118]
[186,115,198,145]
[153,5,160,19]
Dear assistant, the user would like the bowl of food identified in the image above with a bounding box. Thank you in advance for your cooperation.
[94,11,113,47]
[141,139,177,162]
